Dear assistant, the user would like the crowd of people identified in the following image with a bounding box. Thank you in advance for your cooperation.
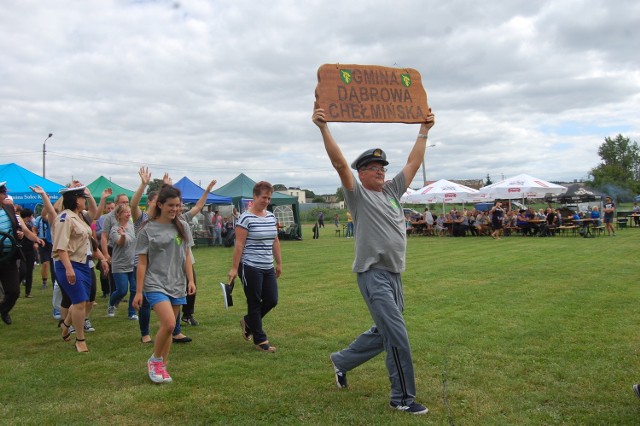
[0,170,282,386]
[404,202,612,239]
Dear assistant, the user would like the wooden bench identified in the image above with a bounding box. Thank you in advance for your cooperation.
[558,225,577,236]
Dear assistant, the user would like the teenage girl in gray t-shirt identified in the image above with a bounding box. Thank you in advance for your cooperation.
[133,185,195,384]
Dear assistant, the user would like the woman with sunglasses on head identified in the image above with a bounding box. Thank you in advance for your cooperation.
[133,184,195,384]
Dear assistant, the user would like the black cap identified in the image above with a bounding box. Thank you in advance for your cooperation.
[351,148,389,170]
[0,181,6,192]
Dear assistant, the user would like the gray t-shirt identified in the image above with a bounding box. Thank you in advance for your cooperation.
[180,211,196,265]
[135,219,194,298]
[343,172,406,273]
[101,211,117,247]
[108,223,136,273]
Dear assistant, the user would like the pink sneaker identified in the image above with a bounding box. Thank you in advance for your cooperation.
[147,358,164,384]
[161,362,173,383]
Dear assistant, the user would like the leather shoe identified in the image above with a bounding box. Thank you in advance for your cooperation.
[172,336,192,343]
[1,313,12,325]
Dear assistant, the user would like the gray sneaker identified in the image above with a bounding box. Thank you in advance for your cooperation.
[634,384,640,399]
[389,401,428,415]
[84,318,95,332]
[107,305,115,317]
[330,355,348,389]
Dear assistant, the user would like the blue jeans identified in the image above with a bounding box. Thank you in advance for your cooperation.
[110,271,136,317]
[214,227,222,246]
[346,222,354,238]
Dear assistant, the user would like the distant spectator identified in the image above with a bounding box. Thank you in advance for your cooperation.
[603,196,616,236]
[345,211,354,238]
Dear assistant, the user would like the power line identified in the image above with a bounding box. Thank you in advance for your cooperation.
[45,151,336,173]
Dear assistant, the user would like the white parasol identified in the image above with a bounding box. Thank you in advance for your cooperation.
[404,179,479,212]
[478,174,567,200]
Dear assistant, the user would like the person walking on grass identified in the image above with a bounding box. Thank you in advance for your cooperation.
[603,196,616,236]
[312,106,435,415]
[228,181,282,353]
[107,203,137,320]
[133,185,195,384]
[490,201,505,240]
[53,186,109,352]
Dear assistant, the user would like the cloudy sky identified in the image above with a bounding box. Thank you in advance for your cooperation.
[1,0,638,195]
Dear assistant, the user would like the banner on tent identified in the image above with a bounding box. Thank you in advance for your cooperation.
[315,64,429,123]
[11,193,60,203]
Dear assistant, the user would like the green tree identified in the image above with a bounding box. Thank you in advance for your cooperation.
[588,134,640,195]
[146,178,164,194]
[304,189,316,199]
[335,187,344,202]
[273,184,287,191]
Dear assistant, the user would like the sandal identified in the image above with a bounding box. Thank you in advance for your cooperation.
[240,318,252,342]
[255,341,276,353]
[60,321,72,342]
[75,338,89,353]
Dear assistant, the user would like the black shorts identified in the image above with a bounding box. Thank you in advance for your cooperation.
[38,241,53,263]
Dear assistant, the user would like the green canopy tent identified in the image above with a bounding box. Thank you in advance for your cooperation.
[215,173,302,239]
[87,176,147,206]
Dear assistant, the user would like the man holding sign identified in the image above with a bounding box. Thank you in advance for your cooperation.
[312,103,435,415]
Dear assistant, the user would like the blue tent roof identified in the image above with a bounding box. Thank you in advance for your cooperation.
[173,176,232,204]
[0,163,64,209]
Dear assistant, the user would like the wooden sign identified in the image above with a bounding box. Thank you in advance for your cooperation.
[315,64,429,123]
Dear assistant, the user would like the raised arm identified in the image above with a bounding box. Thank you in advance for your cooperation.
[402,109,436,188]
[131,167,151,222]
[84,187,98,220]
[312,108,355,191]
[93,188,112,220]
[187,179,217,216]
[29,185,56,222]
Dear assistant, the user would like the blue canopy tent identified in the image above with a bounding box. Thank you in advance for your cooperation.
[173,176,232,204]
[0,163,64,211]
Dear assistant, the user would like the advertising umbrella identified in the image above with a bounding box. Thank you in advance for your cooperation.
[400,187,416,203]
[478,174,567,201]
[404,179,479,212]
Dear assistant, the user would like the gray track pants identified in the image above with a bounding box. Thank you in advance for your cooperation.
[331,268,417,405]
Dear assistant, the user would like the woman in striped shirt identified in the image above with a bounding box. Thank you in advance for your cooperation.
[228,181,282,353]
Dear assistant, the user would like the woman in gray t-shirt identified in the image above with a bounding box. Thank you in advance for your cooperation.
[133,185,195,384]
[107,204,137,319]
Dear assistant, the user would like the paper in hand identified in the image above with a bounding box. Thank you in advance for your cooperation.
[220,280,234,309]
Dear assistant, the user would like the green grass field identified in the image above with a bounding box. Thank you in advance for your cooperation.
[1,224,639,425]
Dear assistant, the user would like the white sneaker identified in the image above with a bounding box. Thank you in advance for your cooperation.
[147,358,164,384]
[107,306,115,317]
[84,318,95,332]
[128,314,139,321]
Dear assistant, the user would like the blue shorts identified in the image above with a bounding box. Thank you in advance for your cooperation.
[55,261,92,304]
[144,291,186,309]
